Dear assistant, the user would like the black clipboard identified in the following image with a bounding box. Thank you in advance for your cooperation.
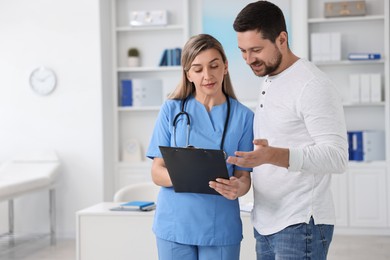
[159,146,229,195]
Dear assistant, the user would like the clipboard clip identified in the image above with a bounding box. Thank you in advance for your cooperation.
[186,145,227,159]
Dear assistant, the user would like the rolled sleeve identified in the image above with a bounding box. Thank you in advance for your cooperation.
[288,147,303,172]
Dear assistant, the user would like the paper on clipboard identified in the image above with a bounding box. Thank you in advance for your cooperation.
[159,146,230,195]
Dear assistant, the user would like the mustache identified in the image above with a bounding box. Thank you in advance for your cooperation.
[250,59,263,67]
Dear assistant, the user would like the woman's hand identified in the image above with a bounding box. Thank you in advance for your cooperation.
[209,170,251,200]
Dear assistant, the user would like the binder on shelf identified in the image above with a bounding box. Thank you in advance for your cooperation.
[132,78,163,107]
[310,32,341,62]
[363,131,385,162]
[359,74,370,103]
[158,48,182,66]
[349,74,360,103]
[159,49,168,66]
[348,130,385,162]
[330,33,341,61]
[166,49,172,66]
[174,47,182,65]
[370,73,382,102]
[310,33,320,62]
[348,73,383,104]
[120,79,133,106]
[350,131,363,161]
[347,132,354,160]
[348,53,381,60]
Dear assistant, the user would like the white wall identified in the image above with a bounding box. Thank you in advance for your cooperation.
[0,0,105,237]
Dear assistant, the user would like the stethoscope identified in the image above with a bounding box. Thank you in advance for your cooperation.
[172,93,231,158]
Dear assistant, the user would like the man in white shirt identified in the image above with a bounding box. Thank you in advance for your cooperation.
[226,1,348,259]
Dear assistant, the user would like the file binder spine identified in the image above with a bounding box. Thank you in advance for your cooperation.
[121,79,133,106]
[348,53,381,60]
[347,130,385,161]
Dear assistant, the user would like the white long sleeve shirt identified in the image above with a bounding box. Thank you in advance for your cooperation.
[252,58,348,235]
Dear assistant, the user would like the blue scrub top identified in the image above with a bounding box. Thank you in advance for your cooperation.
[146,95,254,246]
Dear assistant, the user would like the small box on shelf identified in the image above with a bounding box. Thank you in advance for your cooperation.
[129,10,168,27]
[324,1,366,18]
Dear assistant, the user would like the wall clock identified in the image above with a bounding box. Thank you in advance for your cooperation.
[29,67,57,96]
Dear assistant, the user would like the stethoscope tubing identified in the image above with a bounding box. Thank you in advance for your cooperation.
[172,93,230,153]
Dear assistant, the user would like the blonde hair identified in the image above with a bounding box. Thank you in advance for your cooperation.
[168,34,237,100]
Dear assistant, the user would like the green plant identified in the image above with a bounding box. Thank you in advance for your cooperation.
[128,48,140,57]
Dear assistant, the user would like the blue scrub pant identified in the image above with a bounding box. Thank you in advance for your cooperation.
[254,217,334,260]
[156,237,241,260]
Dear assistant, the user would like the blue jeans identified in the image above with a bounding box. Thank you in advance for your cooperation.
[254,217,334,260]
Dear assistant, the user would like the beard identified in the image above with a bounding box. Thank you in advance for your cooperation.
[250,49,282,77]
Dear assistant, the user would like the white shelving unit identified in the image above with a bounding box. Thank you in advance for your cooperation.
[111,0,190,190]
[304,0,390,234]
[108,0,390,234]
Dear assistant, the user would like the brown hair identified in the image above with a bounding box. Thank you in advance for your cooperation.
[233,1,287,44]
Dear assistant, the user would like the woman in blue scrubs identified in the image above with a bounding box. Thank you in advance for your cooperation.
[146,34,254,260]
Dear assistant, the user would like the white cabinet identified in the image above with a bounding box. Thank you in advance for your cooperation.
[332,164,388,232]
[111,0,190,190]
[76,203,256,260]
[76,203,157,260]
[348,164,387,227]
[305,0,390,232]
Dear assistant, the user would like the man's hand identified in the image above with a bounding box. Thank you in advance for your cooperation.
[227,139,289,168]
[227,139,269,168]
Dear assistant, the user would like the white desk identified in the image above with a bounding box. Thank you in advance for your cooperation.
[76,203,256,260]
